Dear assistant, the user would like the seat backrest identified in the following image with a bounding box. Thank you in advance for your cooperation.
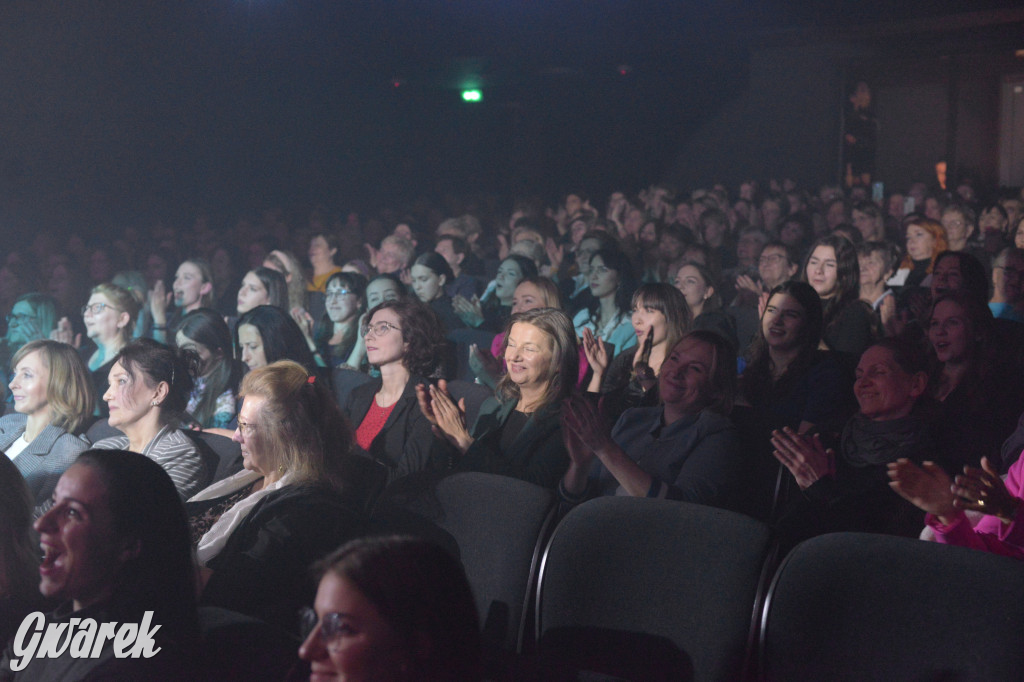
[536,496,774,682]
[196,431,244,484]
[759,532,1024,682]
[195,606,299,682]
[446,379,493,431]
[372,471,556,654]
[84,418,122,444]
[332,367,374,406]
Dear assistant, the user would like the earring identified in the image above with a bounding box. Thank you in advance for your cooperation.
[150,400,159,406]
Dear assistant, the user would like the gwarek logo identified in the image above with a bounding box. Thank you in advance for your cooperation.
[9,611,161,672]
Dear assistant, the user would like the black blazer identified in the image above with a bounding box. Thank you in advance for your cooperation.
[457,397,568,489]
[343,375,445,484]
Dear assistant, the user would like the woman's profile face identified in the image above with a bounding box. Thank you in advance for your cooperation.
[1014,219,1024,250]
[104,360,159,430]
[410,265,444,303]
[363,308,406,368]
[494,259,524,302]
[805,246,838,299]
[299,572,408,682]
[34,463,125,610]
[906,225,937,262]
[233,395,271,476]
[237,271,270,315]
[658,337,715,413]
[10,350,51,420]
[237,324,268,370]
[761,293,807,352]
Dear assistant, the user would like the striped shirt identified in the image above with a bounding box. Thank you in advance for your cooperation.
[92,424,207,500]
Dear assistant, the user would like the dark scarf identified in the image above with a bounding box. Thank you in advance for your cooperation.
[841,411,930,469]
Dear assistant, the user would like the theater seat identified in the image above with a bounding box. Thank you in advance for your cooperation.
[536,497,774,681]
[371,471,557,657]
[758,532,1024,681]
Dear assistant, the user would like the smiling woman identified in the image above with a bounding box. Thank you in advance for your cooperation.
[561,330,745,508]
[419,307,578,488]
[1,449,197,679]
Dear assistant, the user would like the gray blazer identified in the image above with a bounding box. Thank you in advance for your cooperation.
[0,413,90,513]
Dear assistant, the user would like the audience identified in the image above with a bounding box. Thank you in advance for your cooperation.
[175,309,244,429]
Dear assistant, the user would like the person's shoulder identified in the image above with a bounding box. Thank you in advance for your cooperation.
[53,431,90,451]
[0,412,26,432]
[90,434,129,450]
[694,409,738,435]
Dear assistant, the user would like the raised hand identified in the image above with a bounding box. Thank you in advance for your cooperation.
[887,458,957,521]
[581,327,609,379]
[953,457,1021,523]
[453,295,484,328]
[562,395,615,455]
[771,427,834,490]
[417,380,473,454]
[468,343,502,387]
[49,316,81,349]
[291,307,315,343]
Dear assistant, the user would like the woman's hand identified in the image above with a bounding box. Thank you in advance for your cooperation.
[148,280,171,326]
[560,409,595,497]
[453,295,484,328]
[581,327,608,378]
[771,427,834,490]
[291,307,316,345]
[887,458,958,522]
[953,457,1021,524]
[468,343,502,386]
[49,317,81,349]
[562,395,615,456]
[545,238,564,272]
[735,273,763,298]
[416,380,473,454]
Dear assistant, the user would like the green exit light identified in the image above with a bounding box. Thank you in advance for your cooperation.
[461,89,482,102]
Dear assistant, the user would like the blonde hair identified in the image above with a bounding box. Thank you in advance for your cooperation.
[11,340,95,433]
[239,361,353,490]
[92,283,141,344]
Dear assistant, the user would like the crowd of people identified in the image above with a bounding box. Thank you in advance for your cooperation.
[3,176,1024,678]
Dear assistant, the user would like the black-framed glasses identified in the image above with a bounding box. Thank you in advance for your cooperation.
[5,313,35,324]
[361,320,401,338]
[81,302,121,317]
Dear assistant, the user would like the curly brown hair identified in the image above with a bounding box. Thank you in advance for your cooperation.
[365,299,447,378]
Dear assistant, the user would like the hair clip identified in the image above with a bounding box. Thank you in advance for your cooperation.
[307,375,316,384]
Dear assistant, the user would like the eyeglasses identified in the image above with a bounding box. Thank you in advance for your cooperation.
[361,321,401,338]
[5,313,35,324]
[325,289,354,300]
[81,302,121,317]
[759,254,787,266]
[299,608,347,651]
[237,421,257,437]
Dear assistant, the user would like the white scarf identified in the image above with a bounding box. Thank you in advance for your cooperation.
[194,469,294,566]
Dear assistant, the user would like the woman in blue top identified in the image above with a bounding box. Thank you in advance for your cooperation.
[572,247,638,358]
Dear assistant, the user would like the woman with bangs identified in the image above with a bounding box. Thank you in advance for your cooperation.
[419,308,578,488]
[342,299,448,484]
[0,340,94,512]
[585,283,692,423]
[292,271,366,369]
[802,234,878,357]
[891,217,949,291]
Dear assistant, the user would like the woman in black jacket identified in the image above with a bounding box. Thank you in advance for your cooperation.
[342,299,450,484]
